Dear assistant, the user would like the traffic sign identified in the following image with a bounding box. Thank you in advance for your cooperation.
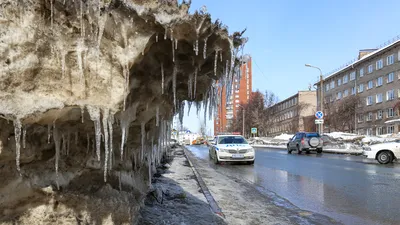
[251,128,257,134]
[315,111,324,119]
[315,119,324,124]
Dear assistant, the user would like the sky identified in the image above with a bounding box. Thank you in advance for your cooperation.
[177,0,400,134]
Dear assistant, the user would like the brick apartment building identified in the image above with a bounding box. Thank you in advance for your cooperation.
[316,40,400,135]
[214,55,252,135]
[267,91,317,136]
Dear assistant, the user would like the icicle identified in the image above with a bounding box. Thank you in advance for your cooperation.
[86,133,90,153]
[102,108,109,182]
[97,13,108,48]
[193,67,198,99]
[156,106,159,127]
[220,51,223,62]
[53,126,60,190]
[148,153,151,187]
[80,0,83,36]
[47,124,51,144]
[214,50,218,77]
[141,122,146,162]
[22,126,27,149]
[156,33,158,42]
[164,27,168,40]
[172,66,177,110]
[170,28,173,41]
[188,73,193,99]
[76,39,85,81]
[108,112,114,171]
[87,106,101,161]
[161,62,164,94]
[172,40,175,62]
[50,0,53,29]
[203,37,208,59]
[80,106,84,123]
[123,64,130,111]
[14,119,22,172]
[195,39,199,56]
[120,121,126,160]
[175,39,178,50]
[60,51,66,78]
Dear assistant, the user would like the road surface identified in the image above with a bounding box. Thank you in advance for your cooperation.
[187,145,400,225]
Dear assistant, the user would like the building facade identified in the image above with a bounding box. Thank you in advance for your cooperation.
[316,40,400,135]
[214,55,252,135]
[267,91,317,136]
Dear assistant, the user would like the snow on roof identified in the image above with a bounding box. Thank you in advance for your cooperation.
[385,118,400,124]
[315,39,400,85]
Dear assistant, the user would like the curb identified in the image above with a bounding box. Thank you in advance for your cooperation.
[252,145,363,155]
[181,146,225,218]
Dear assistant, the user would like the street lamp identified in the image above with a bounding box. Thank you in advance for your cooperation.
[305,64,324,134]
[237,104,245,137]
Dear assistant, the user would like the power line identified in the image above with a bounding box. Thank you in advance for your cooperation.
[252,58,268,82]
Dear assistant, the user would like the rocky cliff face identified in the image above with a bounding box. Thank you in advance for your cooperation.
[0,0,246,224]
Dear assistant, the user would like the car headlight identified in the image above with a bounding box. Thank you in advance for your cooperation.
[363,147,371,151]
[248,148,255,153]
[217,148,227,152]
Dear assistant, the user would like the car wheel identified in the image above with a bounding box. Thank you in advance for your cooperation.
[306,150,310,154]
[297,145,302,154]
[287,145,292,154]
[377,151,392,164]
[317,148,323,154]
[213,151,220,164]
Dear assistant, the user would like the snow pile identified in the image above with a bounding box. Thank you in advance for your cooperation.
[273,133,293,140]
[324,132,364,141]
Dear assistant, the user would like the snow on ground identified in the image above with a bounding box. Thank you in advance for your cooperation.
[138,147,226,225]
[325,132,363,141]
[273,133,293,140]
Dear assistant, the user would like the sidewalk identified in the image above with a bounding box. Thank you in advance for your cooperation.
[137,147,226,225]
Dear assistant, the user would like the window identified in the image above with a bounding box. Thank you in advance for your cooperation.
[376,93,383,103]
[387,90,395,101]
[235,95,239,98]
[325,84,329,92]
[376,77,383,87]
[343,89,349,97]
[337,92,342,100]
[387,72,394,83]
[235,99,239,103]
[330,80,335,89]
[359,68,364,77]
[387,108,394,117]
[366,112,372,121]
[387,54,394,65]
[343,75,348,84]
[376,59,383,70]
[367,80,373,89]
[358,114,364,122]
[366,96,373,106]
[350,71,356,81]
[366,128,372,136]
[368,64,373,73]
[337,79,342,86]
[351,87,356,95]
[358,83,364,93]
[377,127,383,135]
[387,126,394,134]
[377,110,383,119]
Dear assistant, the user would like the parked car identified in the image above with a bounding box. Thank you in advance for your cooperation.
[208,135,255,164]
[169,139,178,148]
[287,132,323,154]
[362,140,400,164]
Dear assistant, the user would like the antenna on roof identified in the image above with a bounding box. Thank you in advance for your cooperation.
[308,83,312,91]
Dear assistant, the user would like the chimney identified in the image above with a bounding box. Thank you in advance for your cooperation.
[358,49,378,60]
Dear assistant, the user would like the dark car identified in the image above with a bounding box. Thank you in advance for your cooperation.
[287,132,323,154]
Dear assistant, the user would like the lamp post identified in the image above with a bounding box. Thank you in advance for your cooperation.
[305,64,324,134]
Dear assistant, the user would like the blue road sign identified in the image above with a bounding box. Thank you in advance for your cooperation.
[315,111,324,119]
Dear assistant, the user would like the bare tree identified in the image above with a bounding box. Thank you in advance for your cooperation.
[325,95,362,132]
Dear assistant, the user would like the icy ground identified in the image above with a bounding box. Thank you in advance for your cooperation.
[138,147,226,225]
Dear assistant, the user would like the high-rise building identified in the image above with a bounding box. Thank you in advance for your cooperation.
[214,55,252,135]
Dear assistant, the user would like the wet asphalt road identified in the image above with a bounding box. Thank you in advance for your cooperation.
[186,145,400,225]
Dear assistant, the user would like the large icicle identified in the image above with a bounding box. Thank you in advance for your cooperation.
[102,108,109,182]
[203,37,208,59]
[80,105,85,123]
[156,106,159,127]
[87,106,101,161]
[172,39,175,62]
[214,50,219,77]
[195,39,199,56]
[141,122,146,162]
[161,62,164,94]
[47,124,51,144]
[193,67,198,99]
[14,119,22,172]
[188,72,193,99]
[172,65,177,110]
[108,111,114,171]
[120,120,127,160]
[22,126,27,149]
[53,126,60,190]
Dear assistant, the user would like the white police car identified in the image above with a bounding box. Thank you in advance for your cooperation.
[209,135,255,164]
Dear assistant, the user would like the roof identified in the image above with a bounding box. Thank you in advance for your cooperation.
[314,39,400,86]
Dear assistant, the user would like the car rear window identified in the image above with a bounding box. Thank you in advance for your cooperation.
[305,133,320,138]
[218,136,248,144]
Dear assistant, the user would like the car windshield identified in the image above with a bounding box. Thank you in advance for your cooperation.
[218,136,248,144]
[305,133,320,138]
